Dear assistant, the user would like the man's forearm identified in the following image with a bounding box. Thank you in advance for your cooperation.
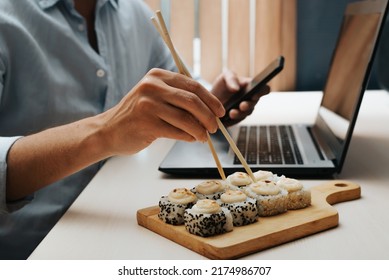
[6,115,110,201]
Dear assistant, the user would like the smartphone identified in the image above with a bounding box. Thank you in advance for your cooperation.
[221,56,284,122]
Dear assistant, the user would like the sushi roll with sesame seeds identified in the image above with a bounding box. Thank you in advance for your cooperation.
[218,189,258,226]
[184,199,233,237]
[276,177,311,210]
[158,188,197,225]
[191,180,227,200]
[244,180,288,216]
[226,172,252,190]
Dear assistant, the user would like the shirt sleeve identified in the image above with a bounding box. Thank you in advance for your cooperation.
[0,44,30,214]
[0,136,23,214]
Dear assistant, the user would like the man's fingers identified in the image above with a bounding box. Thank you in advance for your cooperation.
[155,120,197,143]
[156,103,209,142]
[163,71,225,117]
[239,101,254,112]
[222,69,240,92]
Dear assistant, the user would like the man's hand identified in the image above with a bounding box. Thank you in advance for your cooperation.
[100,68,225,155]
[211,69,270,126]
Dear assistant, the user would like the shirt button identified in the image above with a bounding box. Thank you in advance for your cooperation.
[96,69,105,78]
[78,24,85,32]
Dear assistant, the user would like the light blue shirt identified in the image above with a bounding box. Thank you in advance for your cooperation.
[0,0,175,259]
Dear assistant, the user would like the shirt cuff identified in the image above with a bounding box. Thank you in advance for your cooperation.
[0,136,23,214]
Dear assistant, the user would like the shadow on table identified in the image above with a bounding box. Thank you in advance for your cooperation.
[340,134,389,182]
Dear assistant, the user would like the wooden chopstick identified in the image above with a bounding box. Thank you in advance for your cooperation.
[216,119,256,182]
[151,10,257,183]
[151,11,226,181]
[206,132,226,181]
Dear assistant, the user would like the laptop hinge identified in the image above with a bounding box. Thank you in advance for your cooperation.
[308,126,336,160]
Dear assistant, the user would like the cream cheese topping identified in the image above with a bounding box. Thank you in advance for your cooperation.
[253,170,274,181]
[248,180,281,195]
[191,199,221,214]
[168,188,197,204]
[195,180,225,194]
[221,189,247,203]
[276,177,303,192]
[227,172,252,186]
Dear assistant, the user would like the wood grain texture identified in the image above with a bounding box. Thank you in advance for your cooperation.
[170,0,195,69]
[199,0,223,82]
[227,0,251,77]
[137,180,361,259]
[254,0,296,91]
[280,0,297,90]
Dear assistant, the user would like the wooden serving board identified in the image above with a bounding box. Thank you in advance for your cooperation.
[137,180,360,259]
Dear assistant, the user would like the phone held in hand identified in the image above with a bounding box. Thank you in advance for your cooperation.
[221,56,284,122]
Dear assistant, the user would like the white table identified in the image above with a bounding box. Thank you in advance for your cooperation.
[29,91,389,259]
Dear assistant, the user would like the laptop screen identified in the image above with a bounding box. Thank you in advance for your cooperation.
[315,0,388,170]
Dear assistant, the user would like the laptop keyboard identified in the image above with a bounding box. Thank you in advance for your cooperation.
[233,125,304,165]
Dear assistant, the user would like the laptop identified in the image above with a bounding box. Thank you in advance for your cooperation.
[159,0,388,178]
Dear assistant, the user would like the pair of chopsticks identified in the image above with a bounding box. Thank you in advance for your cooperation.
[151,11,256,183]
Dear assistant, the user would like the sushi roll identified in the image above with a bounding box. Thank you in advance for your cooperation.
[244,180,288,216]
[191,180,227,200]
[158,188,197,225]
[276,177,311,210]
[226,172,252,190]
[184,199,233,237]
[218,189,258,226]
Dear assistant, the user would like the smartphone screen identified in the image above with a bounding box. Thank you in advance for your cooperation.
[222,56,284,115]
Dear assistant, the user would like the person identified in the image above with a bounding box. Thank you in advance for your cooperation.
[0,0,269,259]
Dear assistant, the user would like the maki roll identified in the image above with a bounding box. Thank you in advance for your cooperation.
[184,199,233,237]
[191,180,227,200]
[158,188,197,225]
[276,177,311,210]
[218,189,258,226]
[226,172,252,190]
[244,180,288,216]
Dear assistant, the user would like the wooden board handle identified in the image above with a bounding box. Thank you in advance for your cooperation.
[310,180,361,206]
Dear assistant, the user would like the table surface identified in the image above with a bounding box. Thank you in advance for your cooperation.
[29,91,389,260]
